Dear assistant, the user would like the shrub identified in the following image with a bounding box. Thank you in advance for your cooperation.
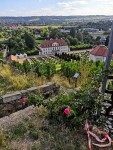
[0,128,4,146]
[70,44,92,50]
[26,71,103,129]
[9,124,27,140]
[29,129,41,140]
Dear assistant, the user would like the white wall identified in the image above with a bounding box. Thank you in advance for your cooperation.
[39,45,69,55]
[89,54,105,62]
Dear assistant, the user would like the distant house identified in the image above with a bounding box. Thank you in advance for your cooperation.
[39,39,70,55]
[8,55,18,63]
[15,53,27,59]
[89,45,113,62]
[34,32,41,39]
[59,29,70,33]
[100,37,106,45]
[82,28,99,32]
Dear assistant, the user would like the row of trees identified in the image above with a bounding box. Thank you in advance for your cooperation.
[55,52,80,62]
[11,59,56,80]
[39,27,96,45]
[60,57,105,85]
[8,29,35,52]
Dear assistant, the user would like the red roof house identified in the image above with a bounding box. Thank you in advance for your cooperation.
[40,39,68,48]
[89,45,113,62]
[8,55,18,63]
[39,39,70,55]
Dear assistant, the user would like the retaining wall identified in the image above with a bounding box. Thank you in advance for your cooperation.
[0,82,60,117]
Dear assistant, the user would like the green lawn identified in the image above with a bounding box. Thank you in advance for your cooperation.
[35,40,44,44]
[56,64,61,70]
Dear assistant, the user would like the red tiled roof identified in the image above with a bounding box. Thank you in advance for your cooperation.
[90,45,113,59]
[40,39,68,48]
[8,55,18,62]
[90,45,108,56]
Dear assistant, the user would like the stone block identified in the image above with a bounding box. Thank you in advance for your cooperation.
[47,82,55,91]
[0,96,3,103]
[39,84,50,93]
[20,90,28,97]
[2,92,21,103]
[27,87,38,94]
[0,116,10,127]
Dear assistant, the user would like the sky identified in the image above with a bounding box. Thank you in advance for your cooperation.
[0,0,113,16]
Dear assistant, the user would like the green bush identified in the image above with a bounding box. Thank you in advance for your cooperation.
[27,73,103,128]
[70,44,92,50]
[26,49,39,56]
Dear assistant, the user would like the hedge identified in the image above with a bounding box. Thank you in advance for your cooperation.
[70,44,92,50]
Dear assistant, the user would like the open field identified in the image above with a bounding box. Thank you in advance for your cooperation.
[25,25,61,29]
[89,31,106,38]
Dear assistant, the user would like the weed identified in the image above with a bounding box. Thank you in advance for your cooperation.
[0,128,4,146]
[9,124,27,140]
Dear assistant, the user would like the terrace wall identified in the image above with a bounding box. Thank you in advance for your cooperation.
[0,82,60,118]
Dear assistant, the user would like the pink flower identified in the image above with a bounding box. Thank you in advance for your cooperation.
[21,97,27,104]
[64,108,70,115]
[22,101,25,105]
[22,97,26,101]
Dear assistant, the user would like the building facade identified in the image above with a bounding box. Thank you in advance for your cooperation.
[89,45,113,62]
[39,39,70,55]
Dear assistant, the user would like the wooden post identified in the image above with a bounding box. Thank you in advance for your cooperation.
[75,78,77,88]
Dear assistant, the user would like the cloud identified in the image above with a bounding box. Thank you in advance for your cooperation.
[57,0,88,8]
[8,9,16,12]
[41,8,52,11]
[57,2,69,8]
[103,2,113,5]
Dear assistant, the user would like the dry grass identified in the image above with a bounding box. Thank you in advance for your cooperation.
[17,58,32,64]
[51,74,73,89]
[1,106,113,150]
[0,64,47,95]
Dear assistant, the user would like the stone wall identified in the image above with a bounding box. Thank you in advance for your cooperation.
[0,106,35,129]
[0,82,60,117]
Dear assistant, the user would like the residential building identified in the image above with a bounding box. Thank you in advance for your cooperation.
[8,55,18,62]
[89,45,113,62]
[100,37,106,45]
[34,32,41,39]
[15,53,27,59]
[59,29,70,33]
[82,28,99,32]
[39,39,70,55]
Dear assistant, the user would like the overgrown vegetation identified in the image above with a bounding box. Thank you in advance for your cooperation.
[1,51,113,149]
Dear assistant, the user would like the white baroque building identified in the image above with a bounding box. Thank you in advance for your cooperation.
[39,39,70,55]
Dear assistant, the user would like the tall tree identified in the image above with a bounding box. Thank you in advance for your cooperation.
[23,59,31,75]
[76,32,83,43]
[69,27,76,38]
[24,32,35,49]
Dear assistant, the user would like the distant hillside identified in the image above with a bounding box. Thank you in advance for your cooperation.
[0,15,113,25]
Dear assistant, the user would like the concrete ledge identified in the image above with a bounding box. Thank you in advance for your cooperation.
[0,106,35,129]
